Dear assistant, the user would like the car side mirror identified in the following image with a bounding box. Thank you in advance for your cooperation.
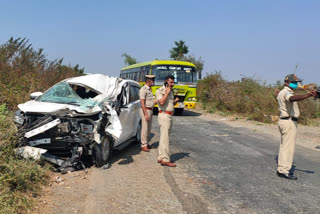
[30,92,43,100]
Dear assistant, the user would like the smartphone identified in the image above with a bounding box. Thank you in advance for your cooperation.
[164,82,168,87]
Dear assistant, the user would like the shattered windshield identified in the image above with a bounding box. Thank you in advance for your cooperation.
[38,82,99,109]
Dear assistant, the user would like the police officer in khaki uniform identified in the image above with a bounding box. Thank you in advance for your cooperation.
[276,74,316,180]
[139,75,156,152]
[156,74,179,167]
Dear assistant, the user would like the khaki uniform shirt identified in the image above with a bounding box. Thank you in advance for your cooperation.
[139,85,154,108]
[277,86,300,118]
[156,86,174,112]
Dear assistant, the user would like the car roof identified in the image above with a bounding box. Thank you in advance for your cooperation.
[122,79,140,87]
[65,74,140,94]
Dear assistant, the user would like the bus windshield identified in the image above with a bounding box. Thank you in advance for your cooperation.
[152,65,197,85]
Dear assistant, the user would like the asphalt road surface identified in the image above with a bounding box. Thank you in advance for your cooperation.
[164,110,320,213]
[38,109,320,214]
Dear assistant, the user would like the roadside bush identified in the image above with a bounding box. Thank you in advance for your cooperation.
[0,111,50,214]
[0,37,84,110]
[0,105,16,146]
[198,72,319,124]
[0,37,85,213]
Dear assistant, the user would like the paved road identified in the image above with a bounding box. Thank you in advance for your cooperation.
[162,110,320,213]
[38,110,320,214]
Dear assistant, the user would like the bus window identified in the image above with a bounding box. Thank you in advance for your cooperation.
[139,67,144,82]
[152,65,196,84]
[145,66,150,75]
[133,72,137,81]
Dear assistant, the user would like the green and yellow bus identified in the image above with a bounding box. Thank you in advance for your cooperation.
[120,60,197,114]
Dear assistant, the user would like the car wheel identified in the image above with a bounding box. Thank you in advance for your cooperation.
[93,136,112,167]
[135,120,142,143]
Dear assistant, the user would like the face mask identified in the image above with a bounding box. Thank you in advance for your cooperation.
[289,82,298,89]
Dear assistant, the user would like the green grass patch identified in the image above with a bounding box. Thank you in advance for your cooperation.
[0,110,50,214]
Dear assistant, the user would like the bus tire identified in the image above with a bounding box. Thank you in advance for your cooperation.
[175,108,184,115]
[153,108,159,115]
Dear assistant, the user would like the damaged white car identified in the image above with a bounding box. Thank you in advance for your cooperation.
[14,74,141,172]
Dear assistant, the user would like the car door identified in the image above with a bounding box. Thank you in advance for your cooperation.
[114,82,140,146]
[129,84,141,136]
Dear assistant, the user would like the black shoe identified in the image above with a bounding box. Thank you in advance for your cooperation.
[277,171,297,180]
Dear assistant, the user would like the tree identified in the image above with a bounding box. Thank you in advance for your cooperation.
[169,40,189,59]
[121,53,137,66]
[185,55,205,79]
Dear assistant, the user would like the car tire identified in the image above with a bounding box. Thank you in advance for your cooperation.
[135,120,142,144]
[93,136,112,167]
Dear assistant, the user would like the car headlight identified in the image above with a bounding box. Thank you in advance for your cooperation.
[13,110,24,125]
[187,98,192,101]
[192,97,197,101]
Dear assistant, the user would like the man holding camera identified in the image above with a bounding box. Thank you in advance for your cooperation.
[156,75,179,167]
[276,74,317,180]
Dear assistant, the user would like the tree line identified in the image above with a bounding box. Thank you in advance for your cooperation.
[0,37,84,109]
[121,40,205,79]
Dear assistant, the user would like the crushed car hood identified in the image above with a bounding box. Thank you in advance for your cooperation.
[65,74,122,95]
[18,74,123,116]
[18,100,102,116]
[17,74,125,139]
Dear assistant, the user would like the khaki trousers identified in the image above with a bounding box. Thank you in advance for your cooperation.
[140,108,153,148]
[157,112,173,162]
[277,119,297,173]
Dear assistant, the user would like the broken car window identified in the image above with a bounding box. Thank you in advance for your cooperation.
[38,82,100,110]
[71,85,99,99]
[129,85,140,103]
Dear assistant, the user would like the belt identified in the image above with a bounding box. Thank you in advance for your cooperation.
[146,107,153,111]
[159,110,173,115]
[280,117,298,122]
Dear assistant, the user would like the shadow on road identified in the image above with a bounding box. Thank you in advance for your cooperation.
[111,142,141,166]
[149,133,156,141]
[175,110,202,117]
[291,165,315,174]
[151,140,159,149]
[274,155,315,174]
[171,152,190,163]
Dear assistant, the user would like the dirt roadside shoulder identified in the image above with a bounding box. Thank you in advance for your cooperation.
[33,129,214,214]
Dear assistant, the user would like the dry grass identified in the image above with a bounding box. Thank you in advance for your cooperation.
[0,37,84,110]
[0,37,84,213]
[198,72,320,125]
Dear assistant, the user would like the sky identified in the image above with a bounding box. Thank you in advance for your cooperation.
[1,0,319,85]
